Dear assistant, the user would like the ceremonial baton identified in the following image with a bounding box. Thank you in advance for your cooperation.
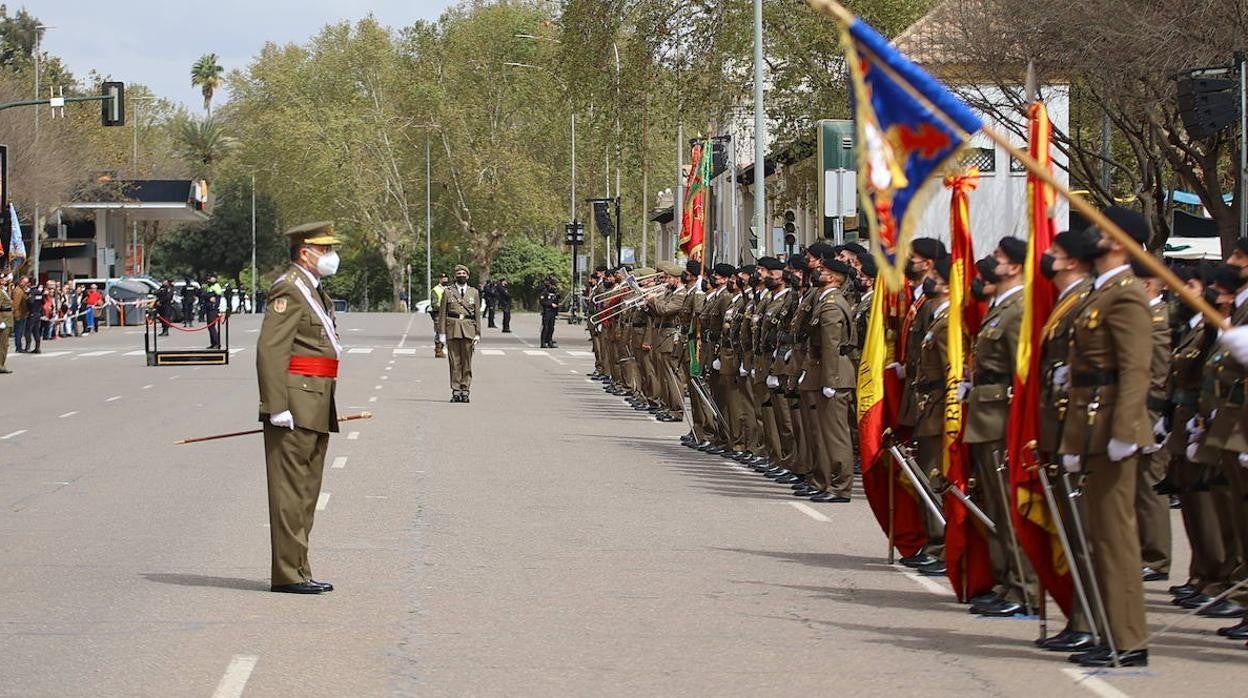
[175,412,374,445]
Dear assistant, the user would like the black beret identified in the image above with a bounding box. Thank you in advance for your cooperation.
[713,263,736,278]
[758,256,785,271]
[998,236,1027,265]
[1172,264,1199,283]
[1235,238,1248,256]
[787,255,809,272]
[1053,228,1097,262]
[932,255,952,282]
[858,254,878,278]
[594,264,609,273]
[685,260,702,275]
[912,237,947,261]
[807,241,835,258]
[843,242,868,256]
[823,258,854,277]
[1210,263,1244,293]
[1096,206,1150,245]
[1130,259,1158,279]
[737,264,756,275]
[975,256,1001,284]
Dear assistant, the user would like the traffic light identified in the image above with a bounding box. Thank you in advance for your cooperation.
[564,220,585,246]
[101,81,125,127]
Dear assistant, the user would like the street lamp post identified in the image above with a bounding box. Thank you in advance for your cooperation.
[752,0,767,257]
[251,172,257,311]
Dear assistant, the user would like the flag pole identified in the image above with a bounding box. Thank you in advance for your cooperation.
[803,0,1226,329]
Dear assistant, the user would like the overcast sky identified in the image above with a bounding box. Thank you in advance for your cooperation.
[36,0,457,110]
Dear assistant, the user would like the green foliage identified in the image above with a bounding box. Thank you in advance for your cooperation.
[321,245,394,311]
[490,236,570,310]
[191,53,225,114]
[169,115,239,177]
[149,175,284,281]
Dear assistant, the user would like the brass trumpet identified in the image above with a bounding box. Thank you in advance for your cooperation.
[591,272,662,302]
[589,284,666,324]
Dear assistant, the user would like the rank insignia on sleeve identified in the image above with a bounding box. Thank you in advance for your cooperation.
[273,298,287,313]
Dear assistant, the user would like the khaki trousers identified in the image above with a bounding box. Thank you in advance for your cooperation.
[0,326,8,369]
[1135,425,1172,573]
[1083,454,1148,651]
[447,337,474,392]
[1174,457,1231,593]
[970,441,1038,605]
[264,423,329,586]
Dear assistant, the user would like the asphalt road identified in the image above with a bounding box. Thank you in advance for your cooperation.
[0,311,1244,697]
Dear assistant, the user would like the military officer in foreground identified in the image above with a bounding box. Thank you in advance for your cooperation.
[257,221,343,594]
[437,264,482,403]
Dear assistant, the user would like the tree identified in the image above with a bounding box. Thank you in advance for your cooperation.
[149,174,284,280]
[170,115,239,177]
[191,53,225,115]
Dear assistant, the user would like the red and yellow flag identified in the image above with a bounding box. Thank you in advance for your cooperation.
[679,141,711,261]
[940,171,995,601]
[1007,101,1071,613]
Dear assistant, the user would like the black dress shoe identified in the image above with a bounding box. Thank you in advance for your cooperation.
[309,579,334,592]
[462,394,470,403]
[916,560,947,576]
[450,393,460,403]
[271,581,325,594]
[706,446,726,455]
[1041,631,1095,652]
[1199,599,1246,618]
[695,441,713,451]
[794,486,820,497]
[1141,567,1169,582]
[1176,593,1213,609]
[900,553,938,569]
[1169,583,1199,598]
[775,473,803,484]
[969,592,1001,607]
[656,413,680,423]
[972,599,1025,617]
[733,451,753,462]
[764,468,791,479]
[1218,618,1248,639]
[1074,647,1148,668]
[809,492,850,503]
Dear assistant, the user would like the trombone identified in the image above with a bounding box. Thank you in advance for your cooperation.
[591,272,662,302]
[589,284,666,325]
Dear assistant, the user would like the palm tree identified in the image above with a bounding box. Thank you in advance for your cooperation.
[170,115,239,176]
[190,53,225,115]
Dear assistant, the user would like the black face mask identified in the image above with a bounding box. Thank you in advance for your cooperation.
[921,277,939,299]
[970,278,990,301]
[904,260,925,282]
[1039,253,1058,280]
[1088,234,1110,258]
[763,276,779,290]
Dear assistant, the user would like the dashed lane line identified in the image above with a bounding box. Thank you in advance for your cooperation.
[374,385,383,390]
[331,456,348,470]
[347,347,374,354]
[105,395,122,402]
[211,655,258,698]
[1,429,28,440]
[789,501,831,523]
[368,396,378,403]
[1060,668,1132,698]
[78,350,115,357]
[316,492,331,511]
[523,349,548,356]
[482,349,505,356]
[392,348,416,355]
[347,431,360,440]
[397,312,416,348]
[58,411,78,419]
[142,384,154,390]
[903,571,950,596]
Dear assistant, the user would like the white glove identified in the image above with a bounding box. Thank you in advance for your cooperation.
[269,410,295,430]
[783,349,793,363]
[437,333,446,345]
[822,387,836,399]
[766,375,780,389]
[472,335,480,346]
[738,365,748,377]
[0,321,5,330]
[772,349,779,359]
[1186,442,1201,462]
[1220,326,1248,366]
[1107,438,1138,462]
[1153,416,1167,438]
[1061,454,1081,473]
[1141,443,1161,455]
[1239,453,1248,468]
[750,368,757,378]
[711,359,722,371]
[887,362,905,379]
[1053,365,1070,389]
[956,381,971,401]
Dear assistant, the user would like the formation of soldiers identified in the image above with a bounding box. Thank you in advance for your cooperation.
[585,207,1248,668]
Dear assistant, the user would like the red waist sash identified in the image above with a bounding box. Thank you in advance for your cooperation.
[288,356,339,378]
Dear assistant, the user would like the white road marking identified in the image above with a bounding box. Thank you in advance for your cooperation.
[397,312,416,348]
[347,347,373,354]
[211,655,258,698]
[34,351,69,357]
[347,431,360,440]
[365,495,388,499]
[566,350,593,357]
[124,350,146,356]
[381,375,389,380]
[331,456,348,470]
[482,349,505,356]
[105,395,122,402]
[169,375,180,380]
[368,396,378,403]
[58,411,78,419]
[78,350,114,357]
[245,328,260,333]
[229,348,245,354]
[789,501,831,523]
[1,429,27,440]
[546,354,567,366]
[1061,668,1132,698]
[374,385,383,390]
[392,348,416,355]
[903,571,950,596]
[316,492,331,511]
[523,349,548,356]
[142,384,154,390]
[569,370,577,374]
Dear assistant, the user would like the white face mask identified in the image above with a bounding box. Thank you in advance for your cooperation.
[313,250,340,277]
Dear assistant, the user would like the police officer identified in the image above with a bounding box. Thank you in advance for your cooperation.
[539,277,560,348]
[256,221,343,594]
[497,278,513,333]
[156,279,175,336]
[24,280,44,354]
[202,280,222,350]
[181,278,198,327]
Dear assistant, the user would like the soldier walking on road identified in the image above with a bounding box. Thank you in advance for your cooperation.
[438,264,482,403]
[256,221,343,595]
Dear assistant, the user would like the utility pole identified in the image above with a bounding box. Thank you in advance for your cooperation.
[426,136,432,304]
[1239,50,1247,239]
[752,0,767,257]
[250,172,257,310]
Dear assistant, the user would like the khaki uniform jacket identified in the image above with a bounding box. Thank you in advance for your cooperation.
[851,288,874,365]
[698,287,730,363]
[648,286,686,355]
[746,289,772,372]
[1058,269,1153,456]
[437,284,482,340]
[1166,318,1214,459]
[256,266,340,434]
[899,293,934,425]
[1202,301,1248,451]
[914,304,952,438]
[801,287,856,392]
[721,292,749,371]
[761,287,796,374]
[1038,278,1092,456]
[1147,299,1172,406]
[964,289,1022,444]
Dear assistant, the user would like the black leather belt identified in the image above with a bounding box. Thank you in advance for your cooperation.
[975,370,1011,386]
[1147,396,1170,413]
[632,323,647,328]
[0,307,10,312]
[1073,372,1118,388]
[915,379,942,392]
[659,323,678,329]
[446,312,469,319]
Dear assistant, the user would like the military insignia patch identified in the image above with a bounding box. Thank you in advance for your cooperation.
[273,298,288,313]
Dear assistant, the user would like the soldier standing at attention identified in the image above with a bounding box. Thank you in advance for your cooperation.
[1130,262,1174,584]
[431,273,449,357]
[1059,208,1154,668]
[256,221,343,594]
[438,264,481,403]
